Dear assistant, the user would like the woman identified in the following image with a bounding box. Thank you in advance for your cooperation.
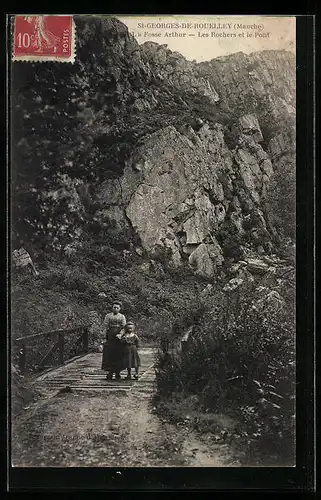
[101,301,126,380]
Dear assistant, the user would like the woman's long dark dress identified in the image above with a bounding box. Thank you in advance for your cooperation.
[101,312,126,374]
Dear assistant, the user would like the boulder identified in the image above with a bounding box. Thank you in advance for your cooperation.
[13,247,33,268]
[246,258,270,275]
[12,248,39,277]
[189,244,214,278]
[188,242,223,278]
[229,261,248,275]
[135,247,144,256]
[85,45,294,272]
[223,277,244,292]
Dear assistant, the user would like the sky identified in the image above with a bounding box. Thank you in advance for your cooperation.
[116,15,296,62]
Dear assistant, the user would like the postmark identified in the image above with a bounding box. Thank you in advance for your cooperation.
[12,15,75,63]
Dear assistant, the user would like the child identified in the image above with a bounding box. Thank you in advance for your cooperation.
[121,322,140,380]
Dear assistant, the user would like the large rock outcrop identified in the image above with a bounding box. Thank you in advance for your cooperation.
[13,17,295,277]
[96,105,292,276]
[90,21,295,277]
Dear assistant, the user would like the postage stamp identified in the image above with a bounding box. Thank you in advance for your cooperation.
[12,15,75,63]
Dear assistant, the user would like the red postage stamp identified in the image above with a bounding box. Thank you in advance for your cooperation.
[12,15,75,63]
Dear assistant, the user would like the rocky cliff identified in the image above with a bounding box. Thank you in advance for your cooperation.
[12,16,296,278]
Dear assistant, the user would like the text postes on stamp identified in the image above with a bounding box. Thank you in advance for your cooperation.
[12,15,75,63]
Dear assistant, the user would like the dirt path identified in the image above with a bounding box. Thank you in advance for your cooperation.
[12,351,240,467]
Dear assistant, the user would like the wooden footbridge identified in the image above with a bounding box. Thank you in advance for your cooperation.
[33,349,156,393]
[14,326,157,394]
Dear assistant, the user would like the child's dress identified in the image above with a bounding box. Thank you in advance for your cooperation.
[122,333,140,369]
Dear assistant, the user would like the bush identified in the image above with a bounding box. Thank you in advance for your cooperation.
[221,242,244,261]
[41,266,96,294]
[216,221,244,261]
[264,160,296,240]
[63,270,90,293]
[155,279,295,465]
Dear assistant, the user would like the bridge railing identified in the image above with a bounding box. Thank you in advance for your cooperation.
[14,325,90,376]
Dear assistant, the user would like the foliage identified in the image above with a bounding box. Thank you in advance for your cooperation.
[265,160,296,240]
[11,251,202,344]
[155,278,296,464]
[216,221,244,261]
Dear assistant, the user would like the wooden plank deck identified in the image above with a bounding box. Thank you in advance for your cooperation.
[31,347,157,393]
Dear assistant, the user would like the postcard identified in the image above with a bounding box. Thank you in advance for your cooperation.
[10,14,297,470]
